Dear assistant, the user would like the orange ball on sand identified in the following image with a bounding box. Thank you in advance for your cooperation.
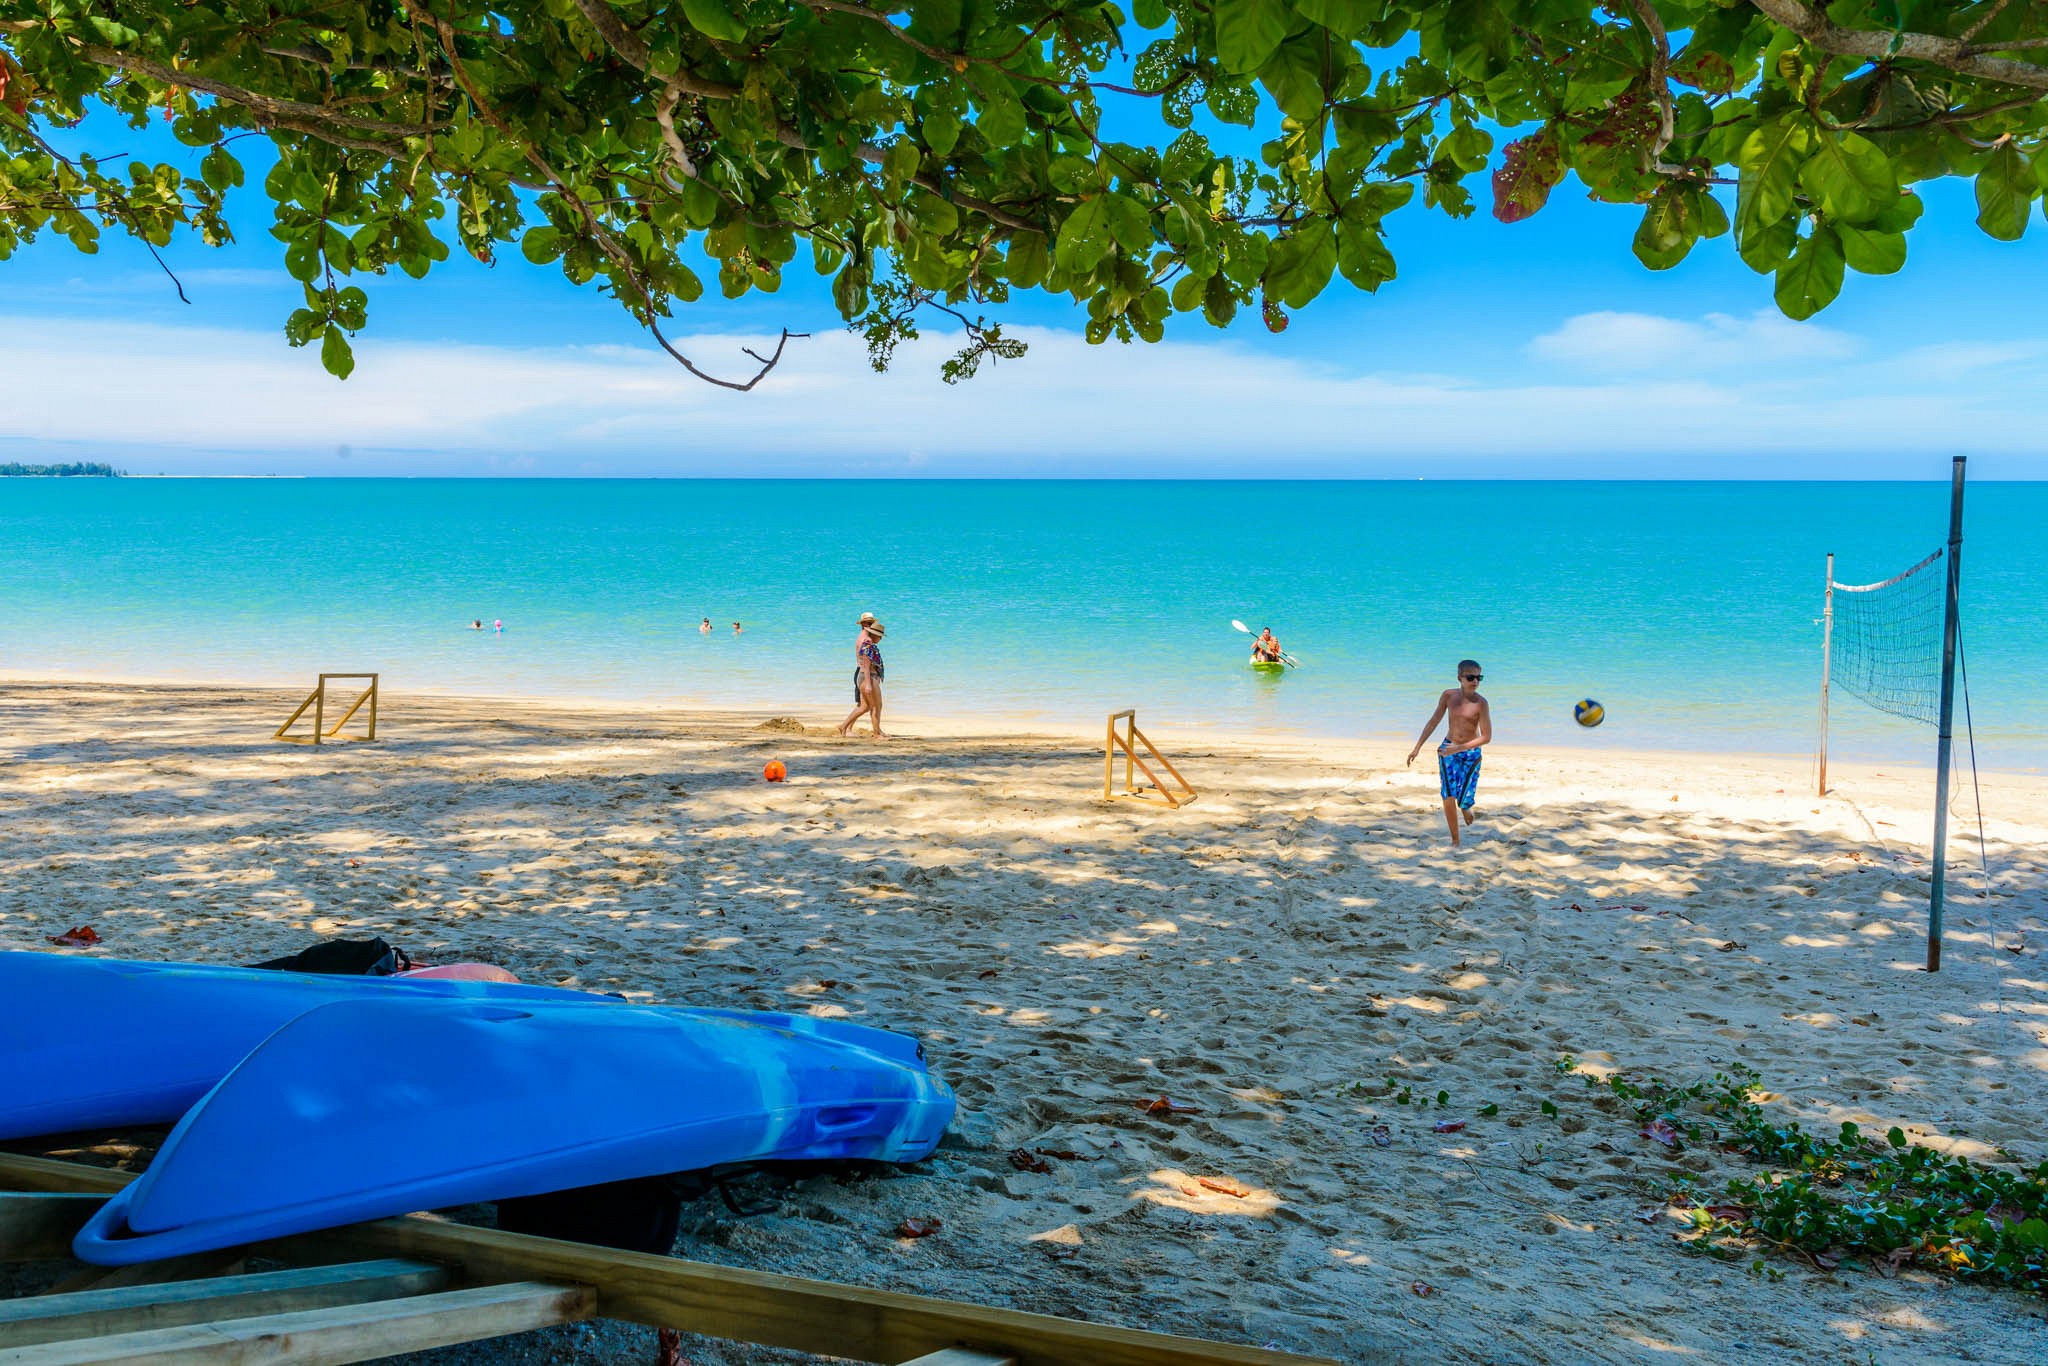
[763,760,787,782]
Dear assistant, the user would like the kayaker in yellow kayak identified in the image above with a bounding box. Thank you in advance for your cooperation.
[1251,627,1284,663]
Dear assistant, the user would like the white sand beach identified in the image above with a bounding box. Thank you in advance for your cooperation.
[3,679,2045,1364]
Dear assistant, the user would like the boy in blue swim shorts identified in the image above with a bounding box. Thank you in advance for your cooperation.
[1407,659,1493,849]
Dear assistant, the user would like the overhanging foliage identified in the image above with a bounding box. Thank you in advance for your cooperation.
[2,0,2043,383]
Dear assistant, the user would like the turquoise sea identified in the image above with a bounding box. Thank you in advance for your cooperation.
[3,479,2043,768]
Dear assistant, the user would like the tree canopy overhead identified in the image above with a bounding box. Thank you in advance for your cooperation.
[2,0,2044,384]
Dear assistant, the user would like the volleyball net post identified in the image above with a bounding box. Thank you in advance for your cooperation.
[1927,456,1967,972]
[1815,456,1966,971]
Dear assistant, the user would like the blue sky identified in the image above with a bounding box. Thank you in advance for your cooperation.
[4,97,2047,477]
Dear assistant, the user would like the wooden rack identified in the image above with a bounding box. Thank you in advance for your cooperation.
[274,673,379,745]
[1,1154,1333,1366]
[1102,710,1196,809]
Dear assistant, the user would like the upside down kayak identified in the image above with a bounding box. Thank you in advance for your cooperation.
[0,952,616,1141]
[73,993,955,1264]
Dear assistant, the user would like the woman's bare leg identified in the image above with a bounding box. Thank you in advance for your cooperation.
[868,681,887,737]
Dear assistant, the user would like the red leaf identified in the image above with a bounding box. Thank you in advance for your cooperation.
[1008,1148,1052,1173]
[1641,1118,1682,1148]
[1260,298,1289,333]
[1034,1147,1090,1162]
[1432,1120,1467,1134]
[48,925,102,947]
[1705,1204,1749,1221]
[1410,1280,1437,1297]
[977,968,999,979]
[1196,1175,1249,1197]
[895,1216,941,1238]
[1492,128,1564,224]
[1139,1095,1201,1115]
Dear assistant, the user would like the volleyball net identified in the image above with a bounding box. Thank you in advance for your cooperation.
[1826,547,1946,727]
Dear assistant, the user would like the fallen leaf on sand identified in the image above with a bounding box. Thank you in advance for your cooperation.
[1370,1125,1392,1147]
[1139,1096,1201,1115]
[1705,1205,1748,1221]
[1634,1206,1666,1224]
[977,968,999,979]
[1035,1147,1091,1162]
[1641,1118,1682,1148]
[48,925,101,947]
[1196,1175,1250,1197]
[1432,1120,1467,1134]
[1813,1251,1842,1270]
[895,1217,941,1238]
[1008,1148,1052,1173]
[1410,1281,1437,1298]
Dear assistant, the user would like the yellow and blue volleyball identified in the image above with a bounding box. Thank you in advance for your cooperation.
[1573,698,1605,728]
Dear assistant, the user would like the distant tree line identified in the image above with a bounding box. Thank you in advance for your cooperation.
[0,462,125,477]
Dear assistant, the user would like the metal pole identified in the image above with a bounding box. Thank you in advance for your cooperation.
[1927,457,1967,972]
[1819,552,1834,798]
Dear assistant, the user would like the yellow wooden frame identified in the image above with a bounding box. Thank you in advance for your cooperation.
[1102,709,1196,809]
[275,673,379,745]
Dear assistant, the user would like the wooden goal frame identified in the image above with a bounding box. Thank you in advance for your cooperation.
[1102,710,1196,809]
[276,673,379,745]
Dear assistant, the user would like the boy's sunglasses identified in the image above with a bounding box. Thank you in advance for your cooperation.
[1461,673,1483,681]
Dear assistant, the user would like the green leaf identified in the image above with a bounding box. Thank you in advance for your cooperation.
[88,15,141,44]
[1055,195,1114,273]
[1735,118,1809,249]
[1263,218,1336,307]
[1333,219,1394,291]
[832,261,869,317]
[283,236,322,283]
[1258,40,1327,123]
[1838,222,1905,275]
[1005,231,1048,288]
[1132,0,1170,27]
[1295,0,1373,38]
[680,0,749,42]
[319,324,355,380]
[1214,0,1291,75]
[1775,223,1844,320]
[1798,130,1894,222]
[520,226,562,264]
[1102,193,1153,255]
[1975,141,2033,242]
[973,80,1026,150]
[1738,213,1797,274]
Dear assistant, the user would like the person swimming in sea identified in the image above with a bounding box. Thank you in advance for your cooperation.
[470,619,482,631]
[1407,659,1492,848]
[732,621,743,635]
[699,618,712,635]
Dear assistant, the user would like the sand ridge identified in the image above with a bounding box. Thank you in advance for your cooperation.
[2,680,2045,1364]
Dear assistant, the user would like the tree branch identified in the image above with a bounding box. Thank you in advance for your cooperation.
[72,42,443,137]
[1749,0,2048,90]
[1625,0,1684,173]
[400,0,799,391]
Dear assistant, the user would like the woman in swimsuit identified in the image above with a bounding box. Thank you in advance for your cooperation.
[837,620,887,737]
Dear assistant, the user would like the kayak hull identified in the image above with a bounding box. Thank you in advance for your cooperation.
[73,996,955,1263]
[0,953,614,1141]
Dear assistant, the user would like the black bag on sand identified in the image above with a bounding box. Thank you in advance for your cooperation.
[249,937,413,976]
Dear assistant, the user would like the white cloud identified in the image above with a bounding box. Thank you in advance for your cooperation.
[1526,309,1858,372]
[1,311,2042,475]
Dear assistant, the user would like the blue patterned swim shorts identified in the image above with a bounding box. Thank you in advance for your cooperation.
[1438,746,1482,810]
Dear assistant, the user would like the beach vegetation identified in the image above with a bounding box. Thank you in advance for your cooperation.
[3,1,2046,383]
[0,460,123,476]
[1588,1062,2048,1295]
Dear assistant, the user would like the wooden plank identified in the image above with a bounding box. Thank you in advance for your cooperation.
[900,1352,1017,1366]
[46,1254,250,1298]
[300,1221,1339,1366]
[0,1156,1338,1366]
[0,1261,447,1349]
[0,1196,104,1262]
[0,1155,131,1196]
[0,1281,592,1366]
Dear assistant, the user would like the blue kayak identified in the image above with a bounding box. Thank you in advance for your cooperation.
[74,995,955,1264]
[0,952,616,1141]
